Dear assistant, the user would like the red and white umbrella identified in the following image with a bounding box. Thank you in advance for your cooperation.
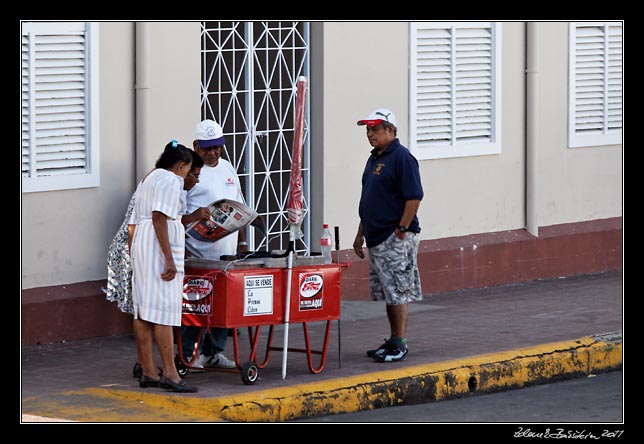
[282,76,307,379]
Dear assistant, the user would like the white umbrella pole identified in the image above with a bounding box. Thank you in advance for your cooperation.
[282,225,296,379]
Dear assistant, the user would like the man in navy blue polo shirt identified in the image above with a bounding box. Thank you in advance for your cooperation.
[353,108,424,362]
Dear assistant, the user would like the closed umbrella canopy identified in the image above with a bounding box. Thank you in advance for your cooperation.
[282,76,307,379]
[286,76,307,228]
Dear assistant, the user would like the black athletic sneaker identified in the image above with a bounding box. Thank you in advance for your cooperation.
[372,346,408,363]
[366,339,395,358]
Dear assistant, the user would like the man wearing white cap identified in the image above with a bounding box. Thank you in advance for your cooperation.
[353,108,424,363]
[180,119,249,370]
[186,119,249,260]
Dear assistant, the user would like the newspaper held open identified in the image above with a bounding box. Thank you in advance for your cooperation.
[185,199,258,243]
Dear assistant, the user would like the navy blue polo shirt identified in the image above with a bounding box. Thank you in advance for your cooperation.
[359,138,424,248]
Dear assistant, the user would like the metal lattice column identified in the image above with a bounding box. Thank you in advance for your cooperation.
[201,21,310,253]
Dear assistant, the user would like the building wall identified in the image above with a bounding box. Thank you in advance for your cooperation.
[21,22,201,290]
[21,21,622,345]
[21,22,136,290]
[316,21,621,247]
[423,22,527,239]
[319,22,528,247]
[139,22,201,183]
[22,21,622,290]
[318,22,410,245]
[536,22,622,227]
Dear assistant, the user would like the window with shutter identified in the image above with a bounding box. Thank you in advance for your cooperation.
[568,22,622,148]
[410,22,501,160]
[21,22,99,193]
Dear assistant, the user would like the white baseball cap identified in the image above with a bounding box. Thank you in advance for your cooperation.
[195,119,226,148]
[357,108,397,127]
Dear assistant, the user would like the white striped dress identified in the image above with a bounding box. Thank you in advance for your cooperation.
[130,169,186,326]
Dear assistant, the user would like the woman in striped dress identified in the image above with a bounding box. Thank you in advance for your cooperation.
[130,141,198,393]
[106,150,208,380]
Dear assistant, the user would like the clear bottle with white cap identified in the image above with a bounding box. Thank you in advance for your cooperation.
[320,224,333,264]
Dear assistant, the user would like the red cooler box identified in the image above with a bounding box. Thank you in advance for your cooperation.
[183,266,285,328]
[284,264,342,323]
[183,262,344,328]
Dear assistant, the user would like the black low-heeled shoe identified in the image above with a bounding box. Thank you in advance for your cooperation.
[139,374,160,388]
[133,362,142,378]
[133,362,163,379]
[159,375,198,393]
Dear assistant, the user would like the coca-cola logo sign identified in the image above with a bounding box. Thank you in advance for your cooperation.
[183,277,213,302]
[299,274,324,298]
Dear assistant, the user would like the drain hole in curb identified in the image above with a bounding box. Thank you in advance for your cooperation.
[468,376,478,392]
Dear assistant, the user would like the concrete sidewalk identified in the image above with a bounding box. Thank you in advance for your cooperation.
[20,270,622,423]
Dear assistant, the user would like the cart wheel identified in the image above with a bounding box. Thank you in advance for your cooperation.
[175,356,188,378]
[241,361,259,385]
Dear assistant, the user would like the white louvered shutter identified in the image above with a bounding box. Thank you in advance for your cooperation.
[569,22,622,148]
[410,22,501,159]
[21,22,99,192]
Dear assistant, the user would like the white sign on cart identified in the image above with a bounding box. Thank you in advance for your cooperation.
[244,275,274,316]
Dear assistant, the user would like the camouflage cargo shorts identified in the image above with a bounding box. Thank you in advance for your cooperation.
[368,231,423,305]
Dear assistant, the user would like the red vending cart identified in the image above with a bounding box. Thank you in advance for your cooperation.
[179,258,345,385]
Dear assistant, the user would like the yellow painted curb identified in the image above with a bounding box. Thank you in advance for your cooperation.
[22,335,621,423]
[214,335,622,422]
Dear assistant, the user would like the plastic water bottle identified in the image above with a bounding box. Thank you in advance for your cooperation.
[320,223,333,264]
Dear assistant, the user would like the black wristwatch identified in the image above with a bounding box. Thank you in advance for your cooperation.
[398,225,408,233]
